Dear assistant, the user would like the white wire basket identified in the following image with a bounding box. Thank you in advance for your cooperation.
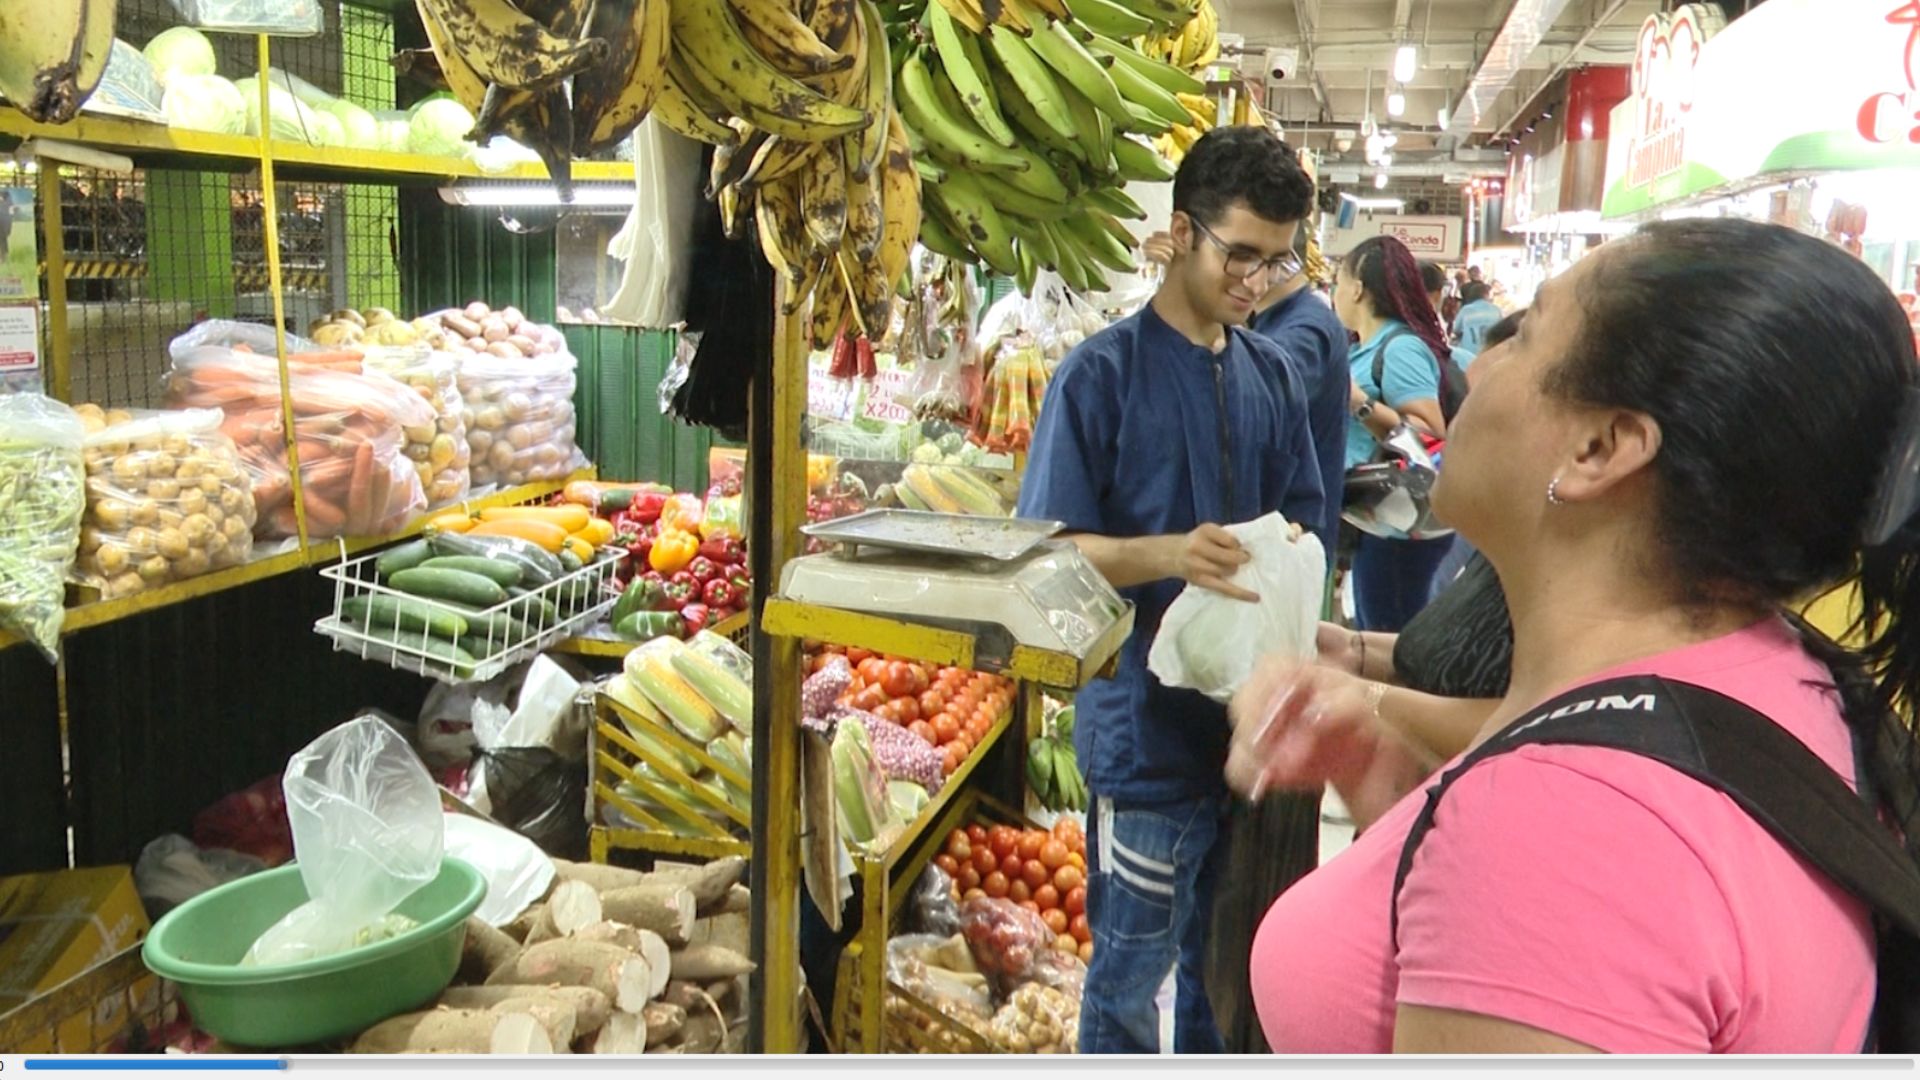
[315,546,626,683]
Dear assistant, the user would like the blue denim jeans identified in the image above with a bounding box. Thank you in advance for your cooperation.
[1352,532,1452,631]
[1078,793,1230,1054]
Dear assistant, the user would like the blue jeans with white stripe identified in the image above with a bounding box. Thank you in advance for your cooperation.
[1079,792,1230,1054]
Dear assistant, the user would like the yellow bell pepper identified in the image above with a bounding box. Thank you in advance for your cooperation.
[649,529,699,574]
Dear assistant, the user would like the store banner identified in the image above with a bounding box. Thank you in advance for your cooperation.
[1601,0,1920,218]
[1324,215,1464,260]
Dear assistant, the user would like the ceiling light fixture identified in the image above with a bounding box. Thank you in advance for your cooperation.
[1393,44,1417,83]
[1386,92,1405,117]
[1375,172,1389,189]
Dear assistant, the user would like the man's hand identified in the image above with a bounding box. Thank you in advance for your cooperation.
[1141,230,1177,267]
[1171,523,1258,602]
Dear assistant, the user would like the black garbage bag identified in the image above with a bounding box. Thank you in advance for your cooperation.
[471,746,587,861]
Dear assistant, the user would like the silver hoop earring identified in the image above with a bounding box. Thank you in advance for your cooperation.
[1547,477,1565,506]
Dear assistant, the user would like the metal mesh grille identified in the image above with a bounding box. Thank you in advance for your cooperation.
[34,1,403,409]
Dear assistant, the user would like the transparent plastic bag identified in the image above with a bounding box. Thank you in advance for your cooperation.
[242,715,444,966]
[454,348,586,490]
[165,321,434,539]
[134,834,266,918]
[168,0,322,35]
[1148,513,1327,703]
[361,347,471,509]
[886,933,994,1020]
[901,253,983,426]
[958,895,1057,996]
[0,394,86,661]
[988,981,1081,1053]
[71,407,257,600]
[910,863,962,938]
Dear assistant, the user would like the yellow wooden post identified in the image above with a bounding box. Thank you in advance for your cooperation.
[749,281,809,1052]
[255,35,309,554]
[37,165,69,403]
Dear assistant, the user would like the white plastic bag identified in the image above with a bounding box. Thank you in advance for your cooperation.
[1148,513,1326,703]
[0,394,86,661]
[242,716,445,966]
[134,834,266,917]
[442,812,554,927]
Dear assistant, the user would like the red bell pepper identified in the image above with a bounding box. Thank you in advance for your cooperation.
[661,578,697,610]
[629,490,668,526]
[697,535,745,565]
[687,556,721,586]
[703,578,738,609]
[680,603,710,635]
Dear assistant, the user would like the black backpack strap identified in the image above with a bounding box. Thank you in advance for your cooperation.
[1369,327,1405,399]
[1391,674,1920,949]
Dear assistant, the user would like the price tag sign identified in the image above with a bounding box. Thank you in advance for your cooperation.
[0,304,41,374]
[861,367,913,424]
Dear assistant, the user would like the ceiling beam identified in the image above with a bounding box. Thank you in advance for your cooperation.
[1440,0,1580,140]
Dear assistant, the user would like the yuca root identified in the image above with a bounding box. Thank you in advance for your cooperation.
[598,884,697,947]
[525,880,604,947]
[549,858,652,894]
[590,1010,647,1054]
[487,938,657,1012]
[487,998,577,1050]
[573,921,671,1000]
[489,1010,560,1054]
[669,943,755,981]
[643,1001,686,1048]
[652,857,748,911]
[438,985,613,1037]
[350,1008,549,1054]
[504,902,547,943]
[459,917,524,984]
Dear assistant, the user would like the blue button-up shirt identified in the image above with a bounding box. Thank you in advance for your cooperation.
[1250,287,1350,554]
[1017,303,1326,802]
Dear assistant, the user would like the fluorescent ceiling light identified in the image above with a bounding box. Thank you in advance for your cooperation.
[438,183,637,208]
[1437,106,1450,129]
[1374,172,1389,189]
[1340,195,1405,210]
[1379,153,1393,167]
[1393,44,1417,83]
[1386,92,1405,117]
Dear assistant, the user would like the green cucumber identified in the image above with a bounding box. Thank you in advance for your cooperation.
[418,555,523,588]
[440,603,536,652]
[374,538,435,579]
[427,531,563,585]
[387,566,509,608]
[341,594,469,640]
[505,586,561,629]
[355,627,477,679]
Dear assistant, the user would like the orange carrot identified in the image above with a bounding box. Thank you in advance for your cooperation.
[344,440,374,536]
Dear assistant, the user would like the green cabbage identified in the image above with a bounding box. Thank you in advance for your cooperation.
[322,99,378,149]
[143,27,216,87]
[239,79,325,144]
[408,97,475,158]
[160,73,245,134]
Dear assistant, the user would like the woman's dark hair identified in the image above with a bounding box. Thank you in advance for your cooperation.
[1345,236,1452,373]
[1544,218,1920,839]
[1171,126,1315,229]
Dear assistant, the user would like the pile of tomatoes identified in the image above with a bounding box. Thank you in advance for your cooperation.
[812,646,1017,777]
[938,818,1092,964]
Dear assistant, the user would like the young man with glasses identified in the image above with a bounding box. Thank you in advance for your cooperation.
[1017,126,1326,1055]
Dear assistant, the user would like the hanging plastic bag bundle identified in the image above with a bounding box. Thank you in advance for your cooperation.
[1148,513,1327,703]
[242,715,445,966]
[0,394,85,661]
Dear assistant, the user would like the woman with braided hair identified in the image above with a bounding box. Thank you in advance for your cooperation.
[1334,235,1455,630]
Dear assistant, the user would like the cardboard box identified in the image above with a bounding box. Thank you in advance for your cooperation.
[0,865,151,1051]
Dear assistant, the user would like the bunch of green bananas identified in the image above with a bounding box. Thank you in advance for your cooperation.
[684,0,922,351]
[0,0,117,124]
[878,0,1200,295]
[1028,706,1087,812]
[413,0,665,194]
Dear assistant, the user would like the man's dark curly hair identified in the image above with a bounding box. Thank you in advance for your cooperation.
[1171,126,1315,229]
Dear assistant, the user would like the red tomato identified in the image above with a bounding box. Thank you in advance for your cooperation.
[909,665,931,695]
[941,747,961,776]
[963,887,986,903]
[1022,859,1050,890]
[1054,933,1078,955]
[1039,840,1069,870]
[1008,879,1032,904]
[952,691,980,715]
[1000,852,1024,879]
[846,648,874,665]
[1033,884,1060,910]
[857,658,884,682]
[895,697,921,724]
[1069,913,1091,944]
[965,716,992,742]
[1078,941,1093,964]
[983,871,1010,899]
[1064,886,1086,916]
[918,690,946,717]
[935,854,960,879]
[908,720,937,745]
[853,686,887,713]
[958,866,982,892]
[1017,832,1046,861]
[1052,817,1084,848]
[950,735,974,758]
[1042,908,1069,935]
[972,846,998,878]
[945,830,971,861]
[1018,900,1042,915]
[1053,864,1085,893]
[880,662,917,699]
[932,714,960,744]
[1068,852,1086,872]
[966,824,988,846]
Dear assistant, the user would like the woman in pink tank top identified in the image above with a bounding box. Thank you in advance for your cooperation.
[1225,219,1920,1053]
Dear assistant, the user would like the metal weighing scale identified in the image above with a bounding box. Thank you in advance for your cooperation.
[783,510,1134,678]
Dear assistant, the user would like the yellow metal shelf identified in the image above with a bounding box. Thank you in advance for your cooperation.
[0,107,633,186]
[0,473,588,653]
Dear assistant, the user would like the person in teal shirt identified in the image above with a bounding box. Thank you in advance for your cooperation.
[1334,235,1455,630]
[1451,282,1504,364]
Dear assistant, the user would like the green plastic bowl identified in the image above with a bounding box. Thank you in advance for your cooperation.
[142,857,486,1048]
